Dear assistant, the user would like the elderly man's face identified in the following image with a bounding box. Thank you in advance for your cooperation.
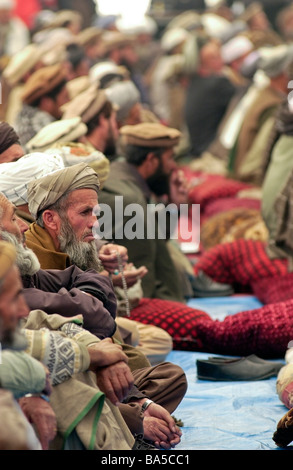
[1,201,28,244]
[0,265,29,337]
[62,188,99,242]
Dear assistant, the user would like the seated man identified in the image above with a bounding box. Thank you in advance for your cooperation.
[13,63,70,147]
[0,240,54,450]
[0,191,185,449]
[0,239,137,450]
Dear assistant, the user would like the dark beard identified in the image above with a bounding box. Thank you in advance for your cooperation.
[146,166,170,197]
[0,231,40,276]
[58,217,102,272]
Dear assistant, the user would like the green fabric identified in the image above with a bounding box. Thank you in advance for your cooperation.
[63,391,105,450]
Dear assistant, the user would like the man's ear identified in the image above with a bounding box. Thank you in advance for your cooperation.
[145,152,159,173]
[42,209,61,232]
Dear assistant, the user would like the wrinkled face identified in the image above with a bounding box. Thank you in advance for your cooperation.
[0,199,28,244]
[0,144,24,163]
[62,188,99,243]
[0,265,29,337]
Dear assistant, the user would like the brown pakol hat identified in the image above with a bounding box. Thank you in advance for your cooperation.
[120,123,181,148]
[22,64,68,105]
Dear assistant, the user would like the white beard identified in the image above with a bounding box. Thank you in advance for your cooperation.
[1,231,40,276]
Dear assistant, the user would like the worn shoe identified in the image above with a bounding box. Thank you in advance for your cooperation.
[207,355,284,376]
[196,356,283,381]
[191,270,234,298]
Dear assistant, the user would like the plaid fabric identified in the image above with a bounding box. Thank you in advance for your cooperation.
[196,298,293,358]
[188,175,251,210]
[252,273,293,304]
[129,298,211,351]
[195,239,288,285]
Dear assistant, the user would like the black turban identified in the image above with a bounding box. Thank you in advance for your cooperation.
[0,122,20,154]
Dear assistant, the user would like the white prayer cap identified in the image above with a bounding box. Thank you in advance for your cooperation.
[221,35,254,64]
[201,13,231,40]
[161,28,189,52]
[0,153,64,206]
[89,61,128,87]
[105,80,140,121]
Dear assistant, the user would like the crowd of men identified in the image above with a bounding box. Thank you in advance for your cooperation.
[2,0,293,451]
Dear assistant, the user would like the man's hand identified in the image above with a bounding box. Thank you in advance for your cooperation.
[88,338,129,370]
[95,361,134,406]
[111,264,148,288]
[18,396,57,450]
[139,400,182,449]
[98,244,128,273]
[169,169,190,207]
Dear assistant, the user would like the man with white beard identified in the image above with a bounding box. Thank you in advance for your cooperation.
[0,190,185,449]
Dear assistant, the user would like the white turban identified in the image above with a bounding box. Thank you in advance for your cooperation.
[0,153,64,206]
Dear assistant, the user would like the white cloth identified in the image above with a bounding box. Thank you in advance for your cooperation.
[0,153,64,205]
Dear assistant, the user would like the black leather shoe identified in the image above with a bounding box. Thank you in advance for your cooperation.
[196,356,283,381]
[191,270,234,297]
[207,355,284,376]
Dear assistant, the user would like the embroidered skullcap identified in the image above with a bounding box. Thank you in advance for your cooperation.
[0,153,65,206]
[21,64,68,105]
[61,84,109,124]
[105,80,140,121]
[27,163,100,219]
[221,35,254,64]
[2,44,43,87]
[26,117,87,152]
[0,122,20,154]
[0,241,16,282]
[120,122,181,148]
[45,144,110,189]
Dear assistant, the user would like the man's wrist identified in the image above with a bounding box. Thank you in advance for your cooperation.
[141,399,154,412]
[24,393,50,403]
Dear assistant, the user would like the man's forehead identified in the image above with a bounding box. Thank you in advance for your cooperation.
[66,188,98,206]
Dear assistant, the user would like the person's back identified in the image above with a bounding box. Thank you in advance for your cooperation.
[185,73,236,157]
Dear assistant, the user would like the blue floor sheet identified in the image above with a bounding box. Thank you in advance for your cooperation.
[166,296,289,451]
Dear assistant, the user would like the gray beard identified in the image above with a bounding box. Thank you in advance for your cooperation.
[1,231,41,276]
[57,218,102,272]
